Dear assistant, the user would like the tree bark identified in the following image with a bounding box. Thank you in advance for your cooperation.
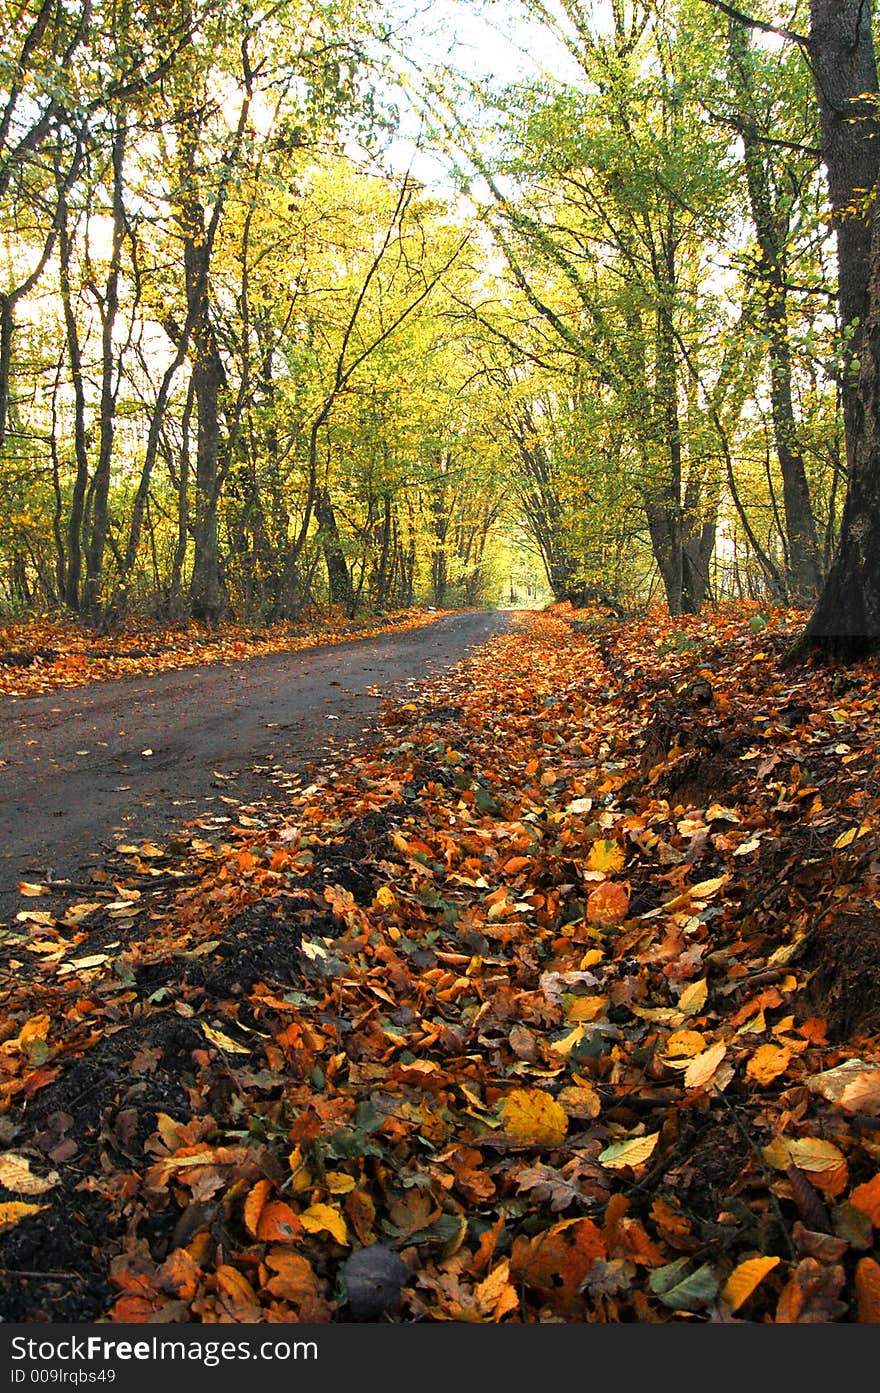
[797,0,880,654]
[82,117,126,620]
[728,19,821,602]
[58,189,89,614]
[314,486,355,613]
[800,195,880,654]
[175,108,228,625]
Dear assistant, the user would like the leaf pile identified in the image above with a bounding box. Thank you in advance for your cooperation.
[2,605,880,1323]
[0,607,446,699]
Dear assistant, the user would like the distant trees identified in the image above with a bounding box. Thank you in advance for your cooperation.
[0,0,517,623]
[3,0,880,644]
[411,0,844,616]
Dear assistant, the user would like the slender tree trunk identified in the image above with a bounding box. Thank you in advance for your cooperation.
[169,376,195,614]
[646,302,687,614]
[83,117,126,620]
[372,492,393,608]
[58,192,89,614]
[175,108,227,624]
[728,20,820,602]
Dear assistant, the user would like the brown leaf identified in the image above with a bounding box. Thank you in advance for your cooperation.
[855,1257,880,1323]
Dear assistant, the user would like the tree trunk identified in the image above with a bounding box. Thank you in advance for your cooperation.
[58,191,89,614]
[176,110,227,625]
[82,117,126,620]
[728,20,821,603]
[800,195,880,654]
[797,0,880,654]
[314,486,354,612]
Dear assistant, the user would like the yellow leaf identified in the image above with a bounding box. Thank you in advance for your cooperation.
[586,839,626,874]
[326,1171,356,1195]
[0,1201,47,1230]
[579,949,604,968]
[373,886,396,909]
[500,1088,568,1146]
[664,1030,706,1058]
[287,1145,313,1194]
[722,1256,780,1312]
[662,875,730,912]
[684,1041,727,1090]
[762,1136,846,1173]
[300,1203,349,1245]
[0,1154,59,1196]
[746,1044,792,1086]
[201,1023,250,1054]
[566,995,608,1022]
[688,875,730,899]
[475,1259,519,1319]
[599,1132,660,1170]
[550,1025,588,1057]
[788,1137,846,1173]
[57,953,109,975]
[678,980,708,1016]
[833,827,857,849]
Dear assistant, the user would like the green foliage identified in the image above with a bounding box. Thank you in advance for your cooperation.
[0,0,847,624]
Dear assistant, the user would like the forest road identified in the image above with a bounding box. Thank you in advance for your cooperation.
[0,609,512,924]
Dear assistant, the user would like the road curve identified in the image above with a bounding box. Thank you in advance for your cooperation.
[0,609,512,923]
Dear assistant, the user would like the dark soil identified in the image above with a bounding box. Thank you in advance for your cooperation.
[0,812,399,1322]
[803,908,880,1042]
[0,1013,200,1322]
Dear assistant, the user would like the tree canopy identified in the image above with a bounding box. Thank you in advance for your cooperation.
[0,0,878,651]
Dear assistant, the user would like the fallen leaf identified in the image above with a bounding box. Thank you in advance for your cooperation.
[201,1023,250,1055]
[0,1201,47,1230]
[850,1173,880,1226]
[746,1043,792,1085]
[678,979,708,1016]
[683,1041,727,1090]
[722,1256,780,1312]
[599,1132,660,1171]
[586,880,630,927]
[855,1257,880,1322]
[300,1202,349,1245]
[500,1089,568,1146]
[763,1136,846,1174]
[586,839,626,874]
[0,1153,60,1195]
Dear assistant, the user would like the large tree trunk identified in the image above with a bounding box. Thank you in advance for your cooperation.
[798,0,880,654]
[801,196,880,654]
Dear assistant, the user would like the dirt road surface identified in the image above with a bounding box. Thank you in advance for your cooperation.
[0,610,511,924]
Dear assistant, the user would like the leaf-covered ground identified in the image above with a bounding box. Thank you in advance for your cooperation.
[0,607,446,699]
[3,603,880,1324]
